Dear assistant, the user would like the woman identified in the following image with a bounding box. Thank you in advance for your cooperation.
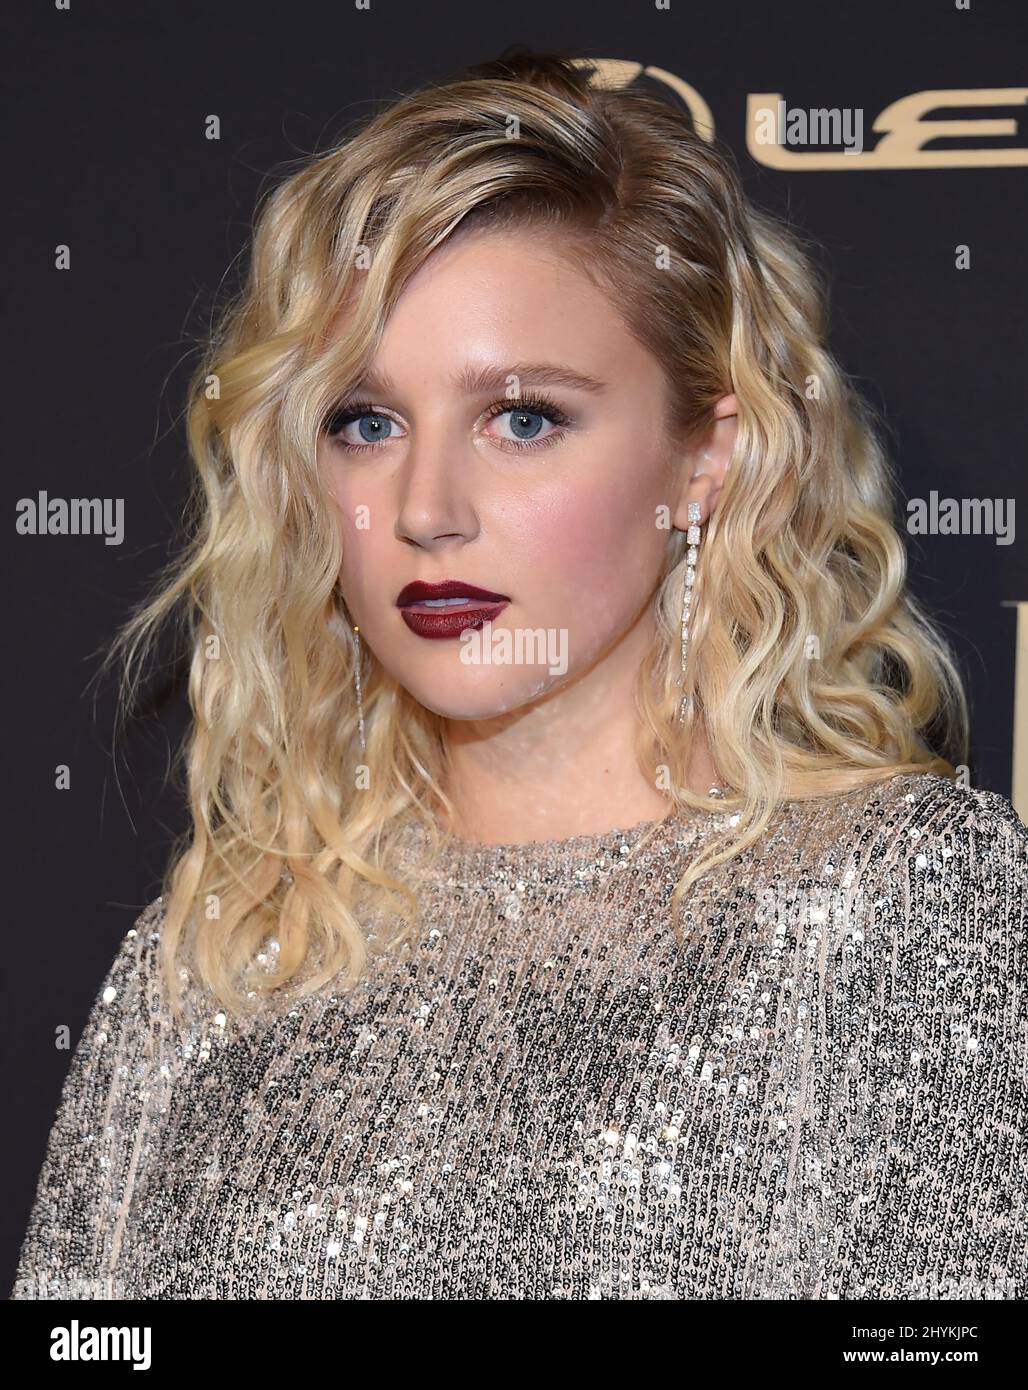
[12,49,1026,1301]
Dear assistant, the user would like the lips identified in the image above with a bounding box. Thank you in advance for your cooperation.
[396,579,510,640]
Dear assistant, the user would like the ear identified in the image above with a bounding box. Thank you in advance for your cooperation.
[672,393,737,529]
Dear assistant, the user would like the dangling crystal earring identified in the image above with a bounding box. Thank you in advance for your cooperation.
[678,501,702,726]
[351,622,367,757]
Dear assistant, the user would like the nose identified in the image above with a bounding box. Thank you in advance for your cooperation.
[394,418,480,550]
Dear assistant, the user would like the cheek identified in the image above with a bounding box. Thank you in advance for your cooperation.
[337,527,383,620]
[319,458,373,601]
[509,469,664,624]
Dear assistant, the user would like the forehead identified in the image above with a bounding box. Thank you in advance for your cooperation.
[338,225,660,392]
[389,225,605,323]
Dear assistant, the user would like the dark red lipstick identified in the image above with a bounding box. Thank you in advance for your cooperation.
[396,579,510,640]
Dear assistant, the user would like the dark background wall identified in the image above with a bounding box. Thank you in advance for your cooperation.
[4,0,1026,1291]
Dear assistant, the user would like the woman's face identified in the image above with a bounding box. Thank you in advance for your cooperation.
[317,226,682,721]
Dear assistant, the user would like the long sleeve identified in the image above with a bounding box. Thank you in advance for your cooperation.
[10,898,171,1300]
[808,784,1028,1299]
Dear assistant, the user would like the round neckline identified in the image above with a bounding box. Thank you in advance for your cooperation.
[391,802,734,888]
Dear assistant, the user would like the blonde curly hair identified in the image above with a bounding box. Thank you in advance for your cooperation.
[103,48,967,1018]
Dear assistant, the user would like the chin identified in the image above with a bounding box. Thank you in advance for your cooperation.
[400,670,563,721]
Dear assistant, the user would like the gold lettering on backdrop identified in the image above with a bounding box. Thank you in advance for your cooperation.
[747,88,1028,169]
[571,58,716,142]
[574,61,1028,169]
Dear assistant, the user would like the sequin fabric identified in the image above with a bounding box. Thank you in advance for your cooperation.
[10,771,1028,1300]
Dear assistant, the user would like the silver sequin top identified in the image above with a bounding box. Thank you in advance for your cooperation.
[10,770,1028,1299]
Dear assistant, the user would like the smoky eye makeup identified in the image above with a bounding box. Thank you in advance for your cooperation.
[322,398,379,437]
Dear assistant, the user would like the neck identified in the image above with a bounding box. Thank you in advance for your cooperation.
[437,606,719,845]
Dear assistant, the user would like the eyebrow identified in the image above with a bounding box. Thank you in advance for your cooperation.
[352,361,610,398]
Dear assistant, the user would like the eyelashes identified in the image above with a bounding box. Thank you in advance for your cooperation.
[321,393,575,456]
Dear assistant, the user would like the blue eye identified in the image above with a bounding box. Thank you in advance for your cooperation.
[498,408,546,441]
[354,414,392,444]
[483,395,573,452]
[322,393,574,455]
[325,406,393,448]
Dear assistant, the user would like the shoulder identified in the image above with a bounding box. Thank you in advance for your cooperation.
[126,895,167,952]
[94,896,223,1064]
[805,775,1027,1101]
[852,770,1028,880]
[816,774,1028,1002]
[93,897,170,1020]
[866,769,1026,835]
[116,895,167,975]
[766,773,1027,971]
[776,770,1027,873]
